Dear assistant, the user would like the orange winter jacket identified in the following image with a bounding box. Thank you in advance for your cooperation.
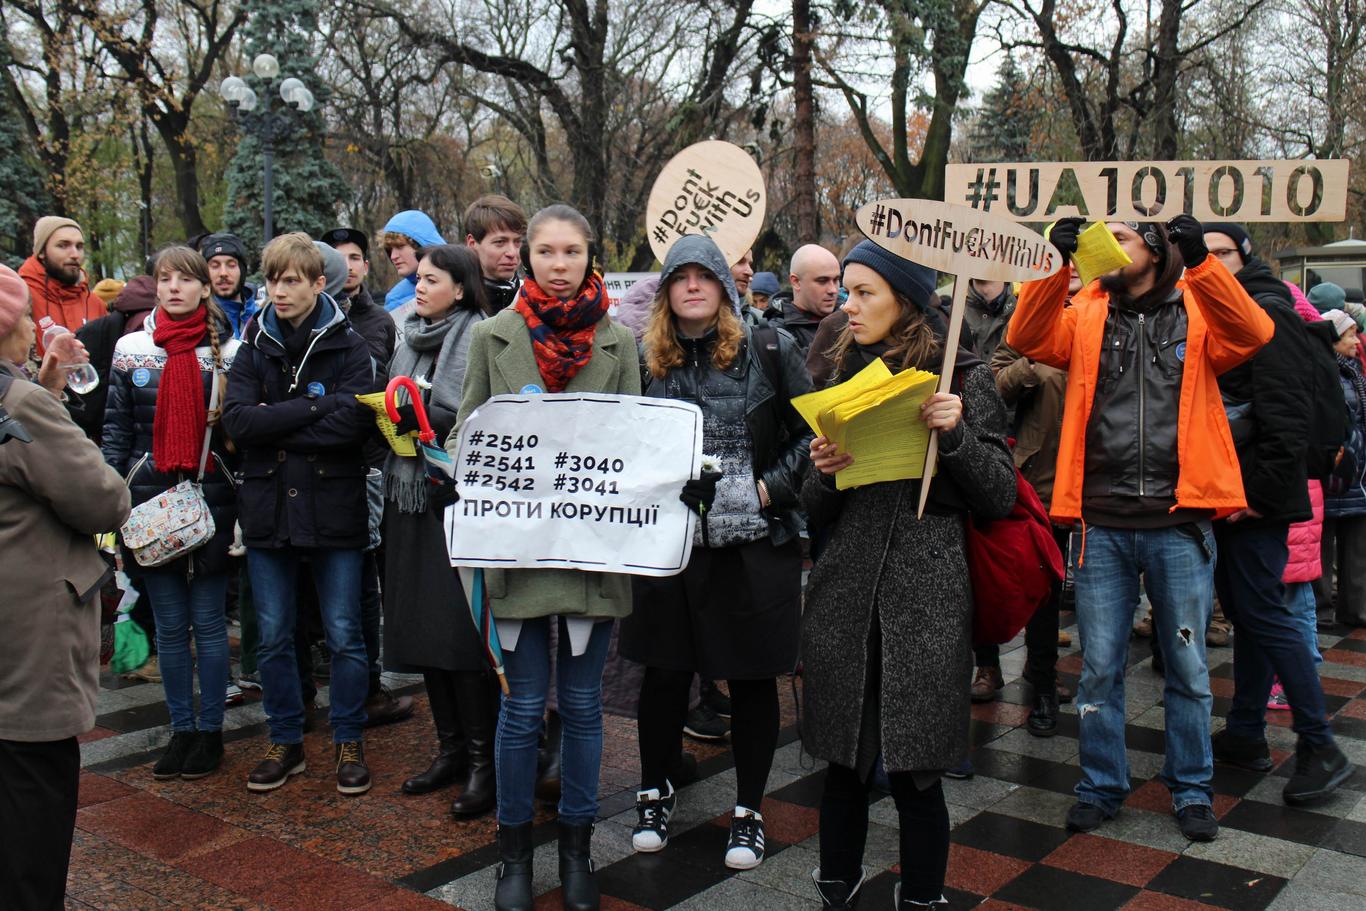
[19,256,106,356]
[1006,255,1275,525]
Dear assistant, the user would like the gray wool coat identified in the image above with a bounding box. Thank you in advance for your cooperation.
[799,363,1017,776]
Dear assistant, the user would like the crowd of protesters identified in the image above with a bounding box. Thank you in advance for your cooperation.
[1,190,1363,911]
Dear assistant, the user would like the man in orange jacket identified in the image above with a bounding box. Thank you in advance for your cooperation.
[19,217,105,358]
[1008,214,1274,844]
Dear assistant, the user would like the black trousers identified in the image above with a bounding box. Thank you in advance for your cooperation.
[0,737,80,911]
[973,524,1070,693]
[820,762,949,904]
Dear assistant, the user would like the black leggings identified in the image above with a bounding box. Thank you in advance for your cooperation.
[819,762,949,904]
[638,667,778,810]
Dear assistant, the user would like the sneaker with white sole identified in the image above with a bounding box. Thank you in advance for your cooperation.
[631,782,676,852]
[236,671,263,691]
[724,806,765,869]
[224,682,244,706]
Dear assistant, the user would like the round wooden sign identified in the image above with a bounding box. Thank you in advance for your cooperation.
[855,197,1063,282]
[646,141,766,267]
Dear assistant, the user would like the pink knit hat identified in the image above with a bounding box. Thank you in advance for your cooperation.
[0,265,29,339]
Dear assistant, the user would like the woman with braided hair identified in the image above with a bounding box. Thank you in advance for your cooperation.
[102,245,242,782]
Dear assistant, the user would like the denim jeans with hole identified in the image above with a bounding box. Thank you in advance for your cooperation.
[1073,523,1215,814]
[142,572,230,733]
[497,616,613,826]
[248,547,368,744]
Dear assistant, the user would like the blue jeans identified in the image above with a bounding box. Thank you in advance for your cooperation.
[1215,522,1334,748]
[497,616,613,826]
[142,572,230,733]
[1074,523,1215,814]
[1287,582,1322,663]
[247,548,368,743]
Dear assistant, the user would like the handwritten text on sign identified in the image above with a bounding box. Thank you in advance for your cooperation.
[645,140,766,267]
[944,160,1350,223]
[444,394,702,576]
[855,198,1064,283]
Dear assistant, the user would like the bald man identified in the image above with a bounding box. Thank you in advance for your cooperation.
[768,244,840,352]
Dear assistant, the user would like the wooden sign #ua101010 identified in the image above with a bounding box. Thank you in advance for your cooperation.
[854,197,1063,516]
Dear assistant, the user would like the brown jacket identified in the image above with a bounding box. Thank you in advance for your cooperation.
[0,363,130,741]
[991,342,1067,511]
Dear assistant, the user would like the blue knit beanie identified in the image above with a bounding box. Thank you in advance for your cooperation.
[841,240,937,309]
[1309,282,1346,313]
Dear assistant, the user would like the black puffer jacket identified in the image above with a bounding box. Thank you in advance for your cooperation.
[1216,257,1312,523]
[341,286,396,376]
[222,294,378,550]
[766,292,824,352]
[101,309,242,578]
[642,323,814,545]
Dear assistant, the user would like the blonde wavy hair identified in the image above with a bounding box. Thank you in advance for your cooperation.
[643,279,743,379]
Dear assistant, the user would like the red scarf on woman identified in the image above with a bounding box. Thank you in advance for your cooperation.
[151,305,211,473]
[513,273,609,392]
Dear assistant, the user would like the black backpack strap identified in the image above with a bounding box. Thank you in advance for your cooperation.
[752,324,784,401]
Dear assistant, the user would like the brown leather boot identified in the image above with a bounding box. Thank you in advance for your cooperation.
[247,742,306,792]
[335,741,372,796]
[969,666,1004,703]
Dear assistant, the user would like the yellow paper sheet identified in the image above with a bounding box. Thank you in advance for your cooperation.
[1072,221,1132,286]
[356,392,417,456]
[791,360,939,490]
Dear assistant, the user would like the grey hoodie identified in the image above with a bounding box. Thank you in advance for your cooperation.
[659,235,742,317]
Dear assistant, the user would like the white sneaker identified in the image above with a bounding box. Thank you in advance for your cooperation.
[631,783,676,852]
[225,682,244,705]
[724,806,765,869]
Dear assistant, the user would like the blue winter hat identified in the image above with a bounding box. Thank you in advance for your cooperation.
[841,240,937,309]
[1309,281,1346,313]
[751,272,780,297]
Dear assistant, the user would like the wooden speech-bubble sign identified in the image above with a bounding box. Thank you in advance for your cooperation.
[854,197,1063,517]
[646,140,766,267]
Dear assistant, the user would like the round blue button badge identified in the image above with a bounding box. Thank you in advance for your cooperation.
[307,381,326,397]
[131,367,151,387]
[1175,342,1187,362]
[520,384,544,395]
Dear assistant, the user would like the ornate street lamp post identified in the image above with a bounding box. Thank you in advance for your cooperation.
[219,54,316,241]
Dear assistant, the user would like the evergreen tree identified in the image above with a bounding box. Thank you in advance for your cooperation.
[969,55,1039,163]
[223,0,345,259]
[0,39,51,267]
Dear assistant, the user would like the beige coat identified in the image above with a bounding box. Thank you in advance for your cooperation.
[449,308,640,621]
[0,365,131,741]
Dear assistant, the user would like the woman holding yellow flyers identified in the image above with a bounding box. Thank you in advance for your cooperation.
[802,240,1016,910]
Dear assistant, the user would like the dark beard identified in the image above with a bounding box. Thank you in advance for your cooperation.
[43,259,80,286]
[1098,271,1130,298]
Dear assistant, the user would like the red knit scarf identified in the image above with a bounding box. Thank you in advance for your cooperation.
[513,274,609,392]
[151,305,211,473]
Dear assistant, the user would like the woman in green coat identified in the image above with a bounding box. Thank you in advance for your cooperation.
[449,204,639,911]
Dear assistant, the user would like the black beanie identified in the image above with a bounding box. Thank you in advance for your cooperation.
[1201,222,1253,264]
[842,240,938,310]
[199,233,249,273]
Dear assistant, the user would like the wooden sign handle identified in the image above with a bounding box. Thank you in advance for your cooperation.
[917,275,970,519]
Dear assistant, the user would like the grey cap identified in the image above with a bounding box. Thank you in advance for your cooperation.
[659,235,741,315]
[313,240,348,299]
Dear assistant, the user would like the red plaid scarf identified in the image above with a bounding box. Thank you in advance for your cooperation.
[151,305,210,473]
[513,274,609,392]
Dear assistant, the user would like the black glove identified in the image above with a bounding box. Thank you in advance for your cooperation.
[1166,214,1208,268]
[1047,217,1086,264]
[393,403,419,435]
[679,469,722,516]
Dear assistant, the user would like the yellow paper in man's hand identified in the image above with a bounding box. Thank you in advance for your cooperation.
[818,367,938,490]
[1071,221,1131,286]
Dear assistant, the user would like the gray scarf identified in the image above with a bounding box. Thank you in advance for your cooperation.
[384,307,481,513]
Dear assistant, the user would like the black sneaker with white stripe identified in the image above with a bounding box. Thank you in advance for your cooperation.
[631,782,676,852]
[724,806,765,869]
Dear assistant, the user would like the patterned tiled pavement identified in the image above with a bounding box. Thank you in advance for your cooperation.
[69,619,1366,910]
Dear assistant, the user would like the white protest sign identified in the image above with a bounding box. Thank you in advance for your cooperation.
[855,197,1063,516]
[943,159,1351,222]
[646,140,766,267]
[602,272,656,317]
[445,394,702,576]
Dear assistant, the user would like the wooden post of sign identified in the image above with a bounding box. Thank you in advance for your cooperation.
[917,275,971,519]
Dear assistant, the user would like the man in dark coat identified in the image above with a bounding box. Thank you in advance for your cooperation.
[222,233,379,795]
[71,275,157,441]
[322,227,396,371]
[1203,222,1353,805]
[767,244,840,352]
[198,233,258,340]
[462,194,527,314]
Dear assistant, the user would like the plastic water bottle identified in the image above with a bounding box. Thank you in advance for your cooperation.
[38,317,100,394]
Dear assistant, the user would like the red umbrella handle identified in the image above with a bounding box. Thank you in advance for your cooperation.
[385,375,436,443]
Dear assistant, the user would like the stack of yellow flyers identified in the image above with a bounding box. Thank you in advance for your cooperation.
[1058,221,1132,286]
[792,358,939,490]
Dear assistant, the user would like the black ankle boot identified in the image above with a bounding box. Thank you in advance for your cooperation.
[558,820,598,911]
[494,823,534,911]
[810,867,867,909]
[536,710,562,803]
[404,671,467,795]
[451,671,497,817]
